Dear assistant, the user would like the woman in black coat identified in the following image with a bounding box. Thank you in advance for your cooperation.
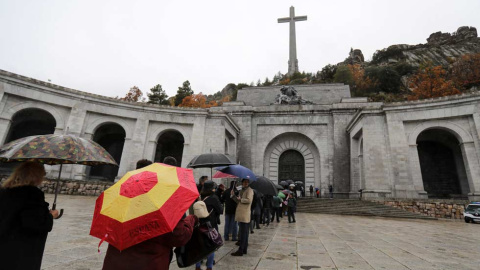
[0,162,59,270]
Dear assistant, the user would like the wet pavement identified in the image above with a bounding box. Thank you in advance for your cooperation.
[42,194,480,270]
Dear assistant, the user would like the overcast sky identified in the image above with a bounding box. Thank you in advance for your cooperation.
[1,0,479,98]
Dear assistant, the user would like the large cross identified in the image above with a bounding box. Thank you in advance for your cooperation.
[278,6,307,76]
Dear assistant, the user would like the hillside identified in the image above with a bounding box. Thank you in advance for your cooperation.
[207,26,480,104]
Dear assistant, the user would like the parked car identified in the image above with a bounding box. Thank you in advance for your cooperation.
[463,202,480,223]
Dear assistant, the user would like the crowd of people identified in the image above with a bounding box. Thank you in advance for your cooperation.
[0,157,306,270]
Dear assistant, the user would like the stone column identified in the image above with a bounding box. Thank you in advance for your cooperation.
[460,141,480,201]
[407,144,428,198]
[0,87,9,145]
[125,118,150,169]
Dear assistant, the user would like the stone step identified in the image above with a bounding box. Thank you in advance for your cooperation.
[296,199,437,220]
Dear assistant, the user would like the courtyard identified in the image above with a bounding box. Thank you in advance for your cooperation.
[40,194,480,270]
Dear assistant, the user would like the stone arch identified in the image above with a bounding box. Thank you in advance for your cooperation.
[263,132,320,187]
[408,120,473,145]
[85,116,133,139]
[148,125,191,146]
[4,102,65,130]
[416,128,469,198]
[153,129,185,165]
[88,123,126,181]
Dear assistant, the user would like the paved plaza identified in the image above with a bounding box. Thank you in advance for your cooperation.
[42,194,480,270]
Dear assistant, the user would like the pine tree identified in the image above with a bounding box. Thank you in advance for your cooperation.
[147,84,170,105]
[174,80,194,106]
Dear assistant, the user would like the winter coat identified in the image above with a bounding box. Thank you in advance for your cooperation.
[252,190,263,215]
[0,186,54,270]
[199,191,223,230]
[263,195,273,209]
[232,186,253,223]
[287,197,297,208]
[272,196,281,208]
[221,187,237,215]
[102,215,197,270]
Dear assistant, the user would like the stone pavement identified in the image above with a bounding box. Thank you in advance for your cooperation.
[42,195,480,270]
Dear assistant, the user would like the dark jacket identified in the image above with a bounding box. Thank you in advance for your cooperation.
[263,195,273,209]
[200,191,223,230]
[0,186,54,270]
[221,187,237,215]
[102,215,197,270]
[272,196,281,208]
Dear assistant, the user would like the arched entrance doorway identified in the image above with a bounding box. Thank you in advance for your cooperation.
[88,123,126,181]
[154,130,184,166]
[1,108,56,173]
[417,129,468,198]
[278,150,305,184]
[5,108,56,143]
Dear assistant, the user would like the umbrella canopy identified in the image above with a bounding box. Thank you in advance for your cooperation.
[282,189,292,194]
[294,181,304,186]
[90,163,199,251]
[0,134,117,165]
[249,176,278,196]
[286,180,294,185]
[214,164,257,182]
[277,191,286,199]
[187,153,235,168]
[275,184,284,190]
[212,171,237,179]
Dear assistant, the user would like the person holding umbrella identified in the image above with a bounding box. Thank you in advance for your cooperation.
[97,161,200,270]
[230,178,254,256]
[0,161,60,270]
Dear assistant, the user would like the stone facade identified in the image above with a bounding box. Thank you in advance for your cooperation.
[2,69,480,201]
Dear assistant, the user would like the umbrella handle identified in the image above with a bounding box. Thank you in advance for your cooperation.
[51,203,64,219]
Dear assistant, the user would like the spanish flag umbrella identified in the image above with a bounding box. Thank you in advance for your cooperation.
[90,163,199,251]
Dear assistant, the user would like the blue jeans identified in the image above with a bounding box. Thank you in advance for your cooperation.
[195,252,214,268]
[224,214,238,241]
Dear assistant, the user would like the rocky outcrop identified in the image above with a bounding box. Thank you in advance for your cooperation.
[371,26,480,66]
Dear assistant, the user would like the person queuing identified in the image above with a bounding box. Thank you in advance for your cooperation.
[271,195,281,223]
[309,185,314,197]
[230,178,253,257]
[197,175,208,193]
[262,194,273,226]
[195,181,223,270]
[250,189,263,233]
[221,181,238,241]
[102,158,199,270]
[287,193,297,223]
[0,162,60,270]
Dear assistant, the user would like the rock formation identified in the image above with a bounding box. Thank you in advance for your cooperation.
[371,26,480,66]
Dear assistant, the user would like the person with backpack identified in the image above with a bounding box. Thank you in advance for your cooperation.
[195,181,223,270]
[250,189,262,233]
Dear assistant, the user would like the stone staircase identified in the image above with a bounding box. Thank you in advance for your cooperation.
[296,198,437,220]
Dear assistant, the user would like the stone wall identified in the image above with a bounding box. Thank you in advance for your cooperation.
[375,199,468,220]
[0,175,112,196]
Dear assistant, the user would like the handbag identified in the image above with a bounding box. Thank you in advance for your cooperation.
[174,221,223,268]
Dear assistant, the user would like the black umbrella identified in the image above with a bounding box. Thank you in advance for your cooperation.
[294,181,304,186]
[279,180,287,187]
[250,176,278,196]
[187,153,235,178]
[286,180,294,185]
[275,184,284,190]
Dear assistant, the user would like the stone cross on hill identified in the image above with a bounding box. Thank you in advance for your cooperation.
[278,6,307,76]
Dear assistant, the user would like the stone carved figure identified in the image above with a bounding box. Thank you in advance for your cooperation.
[275,86,314,105]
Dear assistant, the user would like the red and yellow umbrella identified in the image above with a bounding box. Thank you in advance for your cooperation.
[90,163,199,251]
